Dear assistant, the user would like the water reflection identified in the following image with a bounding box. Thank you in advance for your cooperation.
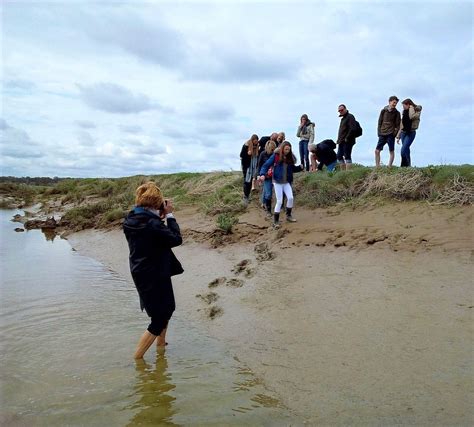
[127,352,177,427]
[41,228,57,241]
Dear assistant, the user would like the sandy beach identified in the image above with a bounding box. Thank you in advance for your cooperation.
[68,201,473,425]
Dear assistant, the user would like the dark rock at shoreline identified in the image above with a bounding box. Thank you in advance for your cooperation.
[25,216,57,230]
[12,214,24,223]
[14,227,25,232]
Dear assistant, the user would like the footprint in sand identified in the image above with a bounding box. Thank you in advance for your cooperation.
[196,292,219,304]
[232,260,256,278]
[207,305,224,319]
[208,276,227,288]
[243,267,256,278]
[231,259,250,274]
[226,278,244,288]
[254,242,275,262]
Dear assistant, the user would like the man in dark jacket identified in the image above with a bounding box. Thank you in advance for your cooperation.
[336,104,357,170]
[123,182,183,359]
[309,139,338,172]
[375,96,401,167]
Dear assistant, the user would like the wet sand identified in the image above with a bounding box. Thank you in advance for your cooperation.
[68,201,473,425]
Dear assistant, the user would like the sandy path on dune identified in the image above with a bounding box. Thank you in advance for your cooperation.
[68,202,473,425]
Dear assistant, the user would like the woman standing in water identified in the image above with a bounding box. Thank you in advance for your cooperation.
[123,182,183,359]
[396,98,422,167]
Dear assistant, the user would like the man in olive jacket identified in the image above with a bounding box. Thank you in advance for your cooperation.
[375,96,401,167]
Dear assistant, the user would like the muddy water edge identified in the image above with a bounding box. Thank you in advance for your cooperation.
[0,209,296,426]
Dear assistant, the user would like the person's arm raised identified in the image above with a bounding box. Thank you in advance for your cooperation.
[150,200,182,248]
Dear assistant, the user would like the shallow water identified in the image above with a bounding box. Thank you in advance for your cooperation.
[0,210,293,426]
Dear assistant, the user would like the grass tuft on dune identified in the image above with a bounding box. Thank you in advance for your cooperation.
[1,165,473,230]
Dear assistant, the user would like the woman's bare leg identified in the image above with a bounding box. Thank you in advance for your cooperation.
[134,330,157,359]
[156,327,168,347]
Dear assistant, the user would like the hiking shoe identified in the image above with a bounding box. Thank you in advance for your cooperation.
[272,221,281,229]
[286,216,297,223]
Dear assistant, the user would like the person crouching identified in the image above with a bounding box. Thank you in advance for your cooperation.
[309,139,338,172]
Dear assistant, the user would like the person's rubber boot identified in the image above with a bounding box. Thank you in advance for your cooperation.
[265,200,272,218]
[273,212,280,229]
[134,330,157,359]
[286,207,296,222]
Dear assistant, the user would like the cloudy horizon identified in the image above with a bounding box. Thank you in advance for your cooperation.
[1,1,473,178]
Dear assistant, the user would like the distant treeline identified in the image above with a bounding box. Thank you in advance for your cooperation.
[0,176,67,186]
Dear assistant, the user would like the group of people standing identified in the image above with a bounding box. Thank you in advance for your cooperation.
[375,97,423,168]
[240,98,422,228]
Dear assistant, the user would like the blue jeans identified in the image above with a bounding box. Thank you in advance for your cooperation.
[262,178,272,202]
[326,161,337,172]
[299,139,310,171]
[400,131,416,167]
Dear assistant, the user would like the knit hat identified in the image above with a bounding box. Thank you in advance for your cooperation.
[135,182,164,209]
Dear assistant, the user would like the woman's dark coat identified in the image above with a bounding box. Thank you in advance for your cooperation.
[123,207,183,321]
[240,143,251,172]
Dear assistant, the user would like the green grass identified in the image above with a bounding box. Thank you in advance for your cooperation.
[216,213,239,234]
[1,165,472,230]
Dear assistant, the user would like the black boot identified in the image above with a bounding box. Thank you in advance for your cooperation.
[286,207,296,222]
[265,200,272,218]
[273,212,280,228]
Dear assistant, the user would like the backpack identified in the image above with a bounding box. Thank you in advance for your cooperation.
[353,120,363,138]
[266,153,279,179]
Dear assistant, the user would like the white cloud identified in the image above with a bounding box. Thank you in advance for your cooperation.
[77,82,161,114]
[75,120,96,129]
[0,122,44,159]
[77,130,95,146]
[1,1,472,177]
[120,125,143,134]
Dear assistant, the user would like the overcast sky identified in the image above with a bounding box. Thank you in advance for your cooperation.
[1,1,472,177]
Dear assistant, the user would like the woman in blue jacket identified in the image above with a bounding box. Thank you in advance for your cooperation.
[259,141,303,228]
[257,139,277,217]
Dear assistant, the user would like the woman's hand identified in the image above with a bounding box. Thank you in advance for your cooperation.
[162,200,174,216]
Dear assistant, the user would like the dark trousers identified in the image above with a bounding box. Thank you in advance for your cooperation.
[243,182,252,198]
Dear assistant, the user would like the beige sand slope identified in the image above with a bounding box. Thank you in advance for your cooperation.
[69,201,473,425]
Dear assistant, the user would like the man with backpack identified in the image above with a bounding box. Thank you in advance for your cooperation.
[336,104,362,170]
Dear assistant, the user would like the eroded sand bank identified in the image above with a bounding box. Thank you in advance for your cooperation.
[68,202,473,425]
